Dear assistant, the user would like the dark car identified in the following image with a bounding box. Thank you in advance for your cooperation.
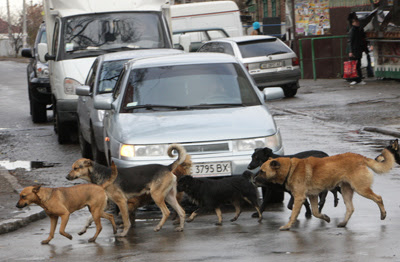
[21,23,51,123]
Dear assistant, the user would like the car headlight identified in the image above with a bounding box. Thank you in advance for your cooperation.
[36,64,49,78]
[233,130,282,152]
[120,144,169,159]
[64,78,81,95]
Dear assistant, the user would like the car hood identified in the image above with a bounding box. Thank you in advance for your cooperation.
[110,106,277,144]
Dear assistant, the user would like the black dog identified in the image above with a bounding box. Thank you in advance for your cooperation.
[177,173,262,225]
[376,139,400,165]
[248,147,340,218]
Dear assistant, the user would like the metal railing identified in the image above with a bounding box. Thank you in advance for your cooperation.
[299,35,347,80]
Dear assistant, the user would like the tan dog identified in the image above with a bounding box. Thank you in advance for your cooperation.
[66,144,187,236]
[16,163,118,244]
[256,147,396,231]
[127,154,192,222]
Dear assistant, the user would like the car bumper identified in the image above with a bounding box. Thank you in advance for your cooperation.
[30,78,51,104]
[251,68,301,88]
[111,146,284,176]
[56,99,78,123]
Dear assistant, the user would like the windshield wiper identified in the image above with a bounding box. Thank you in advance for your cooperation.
[190,103,246,108]
[267,51,288,56]
[124,104,190,111]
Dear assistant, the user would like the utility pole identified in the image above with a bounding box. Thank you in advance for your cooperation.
[22,0,27,48]
[6,0,12,38]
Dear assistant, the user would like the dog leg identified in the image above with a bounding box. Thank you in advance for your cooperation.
[88,210,103,242]
[215,207,223,226]
[337,183,354,227]
[151,193,170,232]
[230,200,242,222]
[309,195,330,222]
[331,188,340,207]
[280,196,305,231]
[102,212,117,234]
[303,199,312,219]
[355,186,386,220]
[318,191,328,212]
[252,186,270,218]
[165,188,185,232]
[114,198,131,237]
[42,215,58,245]
[59,214,73,240]
[244,194,263,223]
[187,208,201,222]
[78,216,94,235]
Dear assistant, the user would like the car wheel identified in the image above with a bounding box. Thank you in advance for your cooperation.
[78,121,92,158]
[54,106,70,144]
[91,128,107,165]
[282,86,298,98]
[31,98,47,123]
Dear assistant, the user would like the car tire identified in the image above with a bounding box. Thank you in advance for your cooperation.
[282,86,298,98]
[31,98,47,123]
[78,121,92,158]
[91,128,107,165]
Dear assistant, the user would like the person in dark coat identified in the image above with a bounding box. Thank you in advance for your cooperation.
[347,16,366,85]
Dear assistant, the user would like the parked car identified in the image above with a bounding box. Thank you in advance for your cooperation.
[173,28,229,52]
[94,53,284,179]
[197,35,301,97]
[21,23,51,123]
[76,49,183,164]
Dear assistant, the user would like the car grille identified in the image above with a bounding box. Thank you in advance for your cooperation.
[182,142,230,154]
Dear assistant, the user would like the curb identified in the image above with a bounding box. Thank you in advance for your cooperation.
[0,167,46,235]
[362,126,400,138]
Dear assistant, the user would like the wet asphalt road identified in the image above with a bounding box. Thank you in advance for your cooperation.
[1,61,400,261]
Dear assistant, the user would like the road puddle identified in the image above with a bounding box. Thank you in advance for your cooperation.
[0,160,59,171]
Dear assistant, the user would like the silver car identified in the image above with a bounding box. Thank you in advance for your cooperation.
[197,35,301,97]
[94,53,284,177]
[76,49,183,164]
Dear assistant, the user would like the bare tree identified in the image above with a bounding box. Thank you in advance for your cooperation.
[5,0,23,57]
[26,4,44,47]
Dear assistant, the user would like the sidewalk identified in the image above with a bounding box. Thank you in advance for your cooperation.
[0,78,399,235]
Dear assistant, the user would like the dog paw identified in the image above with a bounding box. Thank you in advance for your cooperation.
[258,217,263,223]
[174,226,184,232]
[279,225,291,231]
[41,239,51,245]
[154,226,162,232]
[88,237,96,243]
[305,212,312,219]
[323,215,331,223]
[381,211,387,220]
[116,232,128,237]
[215,222,222,226]
[186,218,194,223]
[230,218,238,222]
[78,231,86,236]
[251,212,259,218]
[337,222,347,228]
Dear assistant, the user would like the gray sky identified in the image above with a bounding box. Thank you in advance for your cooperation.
[2,0,41,14]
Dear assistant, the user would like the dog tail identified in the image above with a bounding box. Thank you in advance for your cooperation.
[365,148,395,174]
[167,144,187,172]
[101,161,118,189]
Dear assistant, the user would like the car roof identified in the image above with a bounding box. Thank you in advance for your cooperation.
[207,35,277,43]
[99,49,184,63]
[127,52,240,69]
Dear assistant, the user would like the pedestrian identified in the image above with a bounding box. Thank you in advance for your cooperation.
[251,22,261,35]
[347,15,366,85]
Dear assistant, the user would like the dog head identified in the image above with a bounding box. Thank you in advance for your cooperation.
[247,147,274,170]
[16,185,41,208]
[66,158,93,181]
[256,158,291,185]
[376,139,400,165]
[177,175,195,193]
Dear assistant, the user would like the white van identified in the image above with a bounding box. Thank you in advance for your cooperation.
[171,1,243,52]
[38,0,172,143]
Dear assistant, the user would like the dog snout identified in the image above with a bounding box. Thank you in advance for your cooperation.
[66,171,76,180]
[16,201,26,208]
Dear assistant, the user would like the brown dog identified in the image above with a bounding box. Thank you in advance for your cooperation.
[256,147,397,231]
[127,154,192,223]
[66,144,187,237]
[16,163,118,244]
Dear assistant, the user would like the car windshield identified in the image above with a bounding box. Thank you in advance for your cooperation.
[63,12,169,59]
[238,39,292,58]
[120,63,261,113]
[98,59,129,94]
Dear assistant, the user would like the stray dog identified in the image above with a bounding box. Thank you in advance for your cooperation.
[256,145,398,231]
[67,144,186,236]
[177,173,262,225]
[16,163,118,244]
[127,154,192,223]
[375,139,400,164]
[247,147,337,218]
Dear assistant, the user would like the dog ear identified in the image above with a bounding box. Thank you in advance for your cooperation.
[262,147,273,156]
[83,159,92,167]
[393,139,399,151]
[32,185,42,193]
[269,160,281,169]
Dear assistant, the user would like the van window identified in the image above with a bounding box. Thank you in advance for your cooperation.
[52,20,60,57]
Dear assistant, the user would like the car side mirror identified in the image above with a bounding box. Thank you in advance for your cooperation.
[263,87,284,101]
[37,43,53,62]
[21,48,33,58]
[76,85,91,96]
[178,34,191,53]
[94,95,114,110]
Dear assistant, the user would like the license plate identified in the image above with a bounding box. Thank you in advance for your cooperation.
[191,162,232,177]
[261,61,283,69]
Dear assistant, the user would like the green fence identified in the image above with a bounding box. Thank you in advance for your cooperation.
[299,35,348,80]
